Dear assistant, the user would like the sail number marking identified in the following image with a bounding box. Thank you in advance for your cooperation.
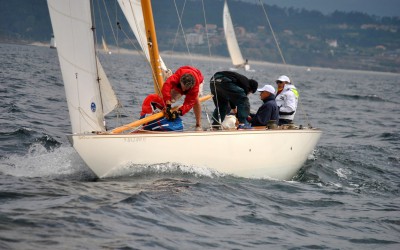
[124,137,145,143]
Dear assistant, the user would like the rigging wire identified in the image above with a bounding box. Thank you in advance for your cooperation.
[97,0,106,40]
[210,77,222,128]
[172,0,193,65]
[200,0,214,68]
[257,0,311,126]
[113,0,124,127]
[114,0,119,51]
[98,0,131,127]
[96,0,147,128]
[89,0,108,130]
[124,0,162,93]
[257,0,287,68]
[101,0,118,45]
[200,0,216,129]
[170,0,187,53]
[169,0,217,129]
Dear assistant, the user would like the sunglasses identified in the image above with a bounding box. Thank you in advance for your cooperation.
[276,80,284,84]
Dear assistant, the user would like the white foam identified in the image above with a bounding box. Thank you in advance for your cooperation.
[0,144,92,179]
[103,162,225,179]
[307,149,318,160]
[335,168,351,179]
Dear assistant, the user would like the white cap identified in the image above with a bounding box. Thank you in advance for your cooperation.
[257,84,275,94]
[277,75,291,83]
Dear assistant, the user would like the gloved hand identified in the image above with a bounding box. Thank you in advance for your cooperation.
[169,110,180,120]
[164,104,174,120]
[164,104,181,120]
[165,104,172,116]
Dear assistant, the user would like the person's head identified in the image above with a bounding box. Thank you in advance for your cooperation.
[257,84,275,100]
[180,73,195,91]
[249,79,258,94]
[276,75,290,91]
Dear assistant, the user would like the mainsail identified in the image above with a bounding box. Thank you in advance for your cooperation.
[223,0,246,67]
[47,0,118,133]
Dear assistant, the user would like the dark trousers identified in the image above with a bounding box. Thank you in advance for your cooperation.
[210,78,250,125]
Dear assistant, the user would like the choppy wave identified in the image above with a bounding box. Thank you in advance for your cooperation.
[1,43,400,249]
[3,141,398,198]
[0,128,61,157]
[296,145,400,196]
[322,92,388,102]
[0,144,94,180]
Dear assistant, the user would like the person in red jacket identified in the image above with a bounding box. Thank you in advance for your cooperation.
[161,66,204,131]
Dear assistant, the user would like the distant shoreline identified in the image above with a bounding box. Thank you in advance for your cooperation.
[11,41,398,76]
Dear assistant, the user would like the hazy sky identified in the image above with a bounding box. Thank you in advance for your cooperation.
[251,0,400,17]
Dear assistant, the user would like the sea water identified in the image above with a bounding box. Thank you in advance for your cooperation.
[0,43,399,249]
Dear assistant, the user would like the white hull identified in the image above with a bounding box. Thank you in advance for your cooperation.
[69,129,321,180]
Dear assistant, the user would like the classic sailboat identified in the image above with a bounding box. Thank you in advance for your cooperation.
[223,0,252,71]
[47,0,321,180]
[101,36,112,54]
[50,34,56,49]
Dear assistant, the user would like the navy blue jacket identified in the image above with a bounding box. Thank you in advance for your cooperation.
[250,94,279,126]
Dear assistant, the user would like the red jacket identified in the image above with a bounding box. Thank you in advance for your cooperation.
[161,66,204,115]
[140,93,164,117]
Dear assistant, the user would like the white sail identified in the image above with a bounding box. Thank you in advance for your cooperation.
[47,0,117,133]
[223,0,246,67]
[101,36,111,54]
[96,57,119,115]
[50,35,56,48]
[117,0,168,71]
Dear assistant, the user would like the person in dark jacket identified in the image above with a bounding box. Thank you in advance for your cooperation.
[209,71,258,128]
[249,84,279,127]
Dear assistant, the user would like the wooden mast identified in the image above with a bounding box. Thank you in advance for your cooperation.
[141,0,164,95]
[109,0,213,134]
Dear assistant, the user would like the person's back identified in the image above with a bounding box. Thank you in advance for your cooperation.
[210,71,258,128]
[161,65,204,130]
[161,66,203,115]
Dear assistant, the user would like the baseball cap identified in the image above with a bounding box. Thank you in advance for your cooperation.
[257,84,275,94]
[276,75,291,83]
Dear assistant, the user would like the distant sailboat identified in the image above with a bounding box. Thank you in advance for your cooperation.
[223,0,252,71]
[50,34,56,49]
[102,36,112,54]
